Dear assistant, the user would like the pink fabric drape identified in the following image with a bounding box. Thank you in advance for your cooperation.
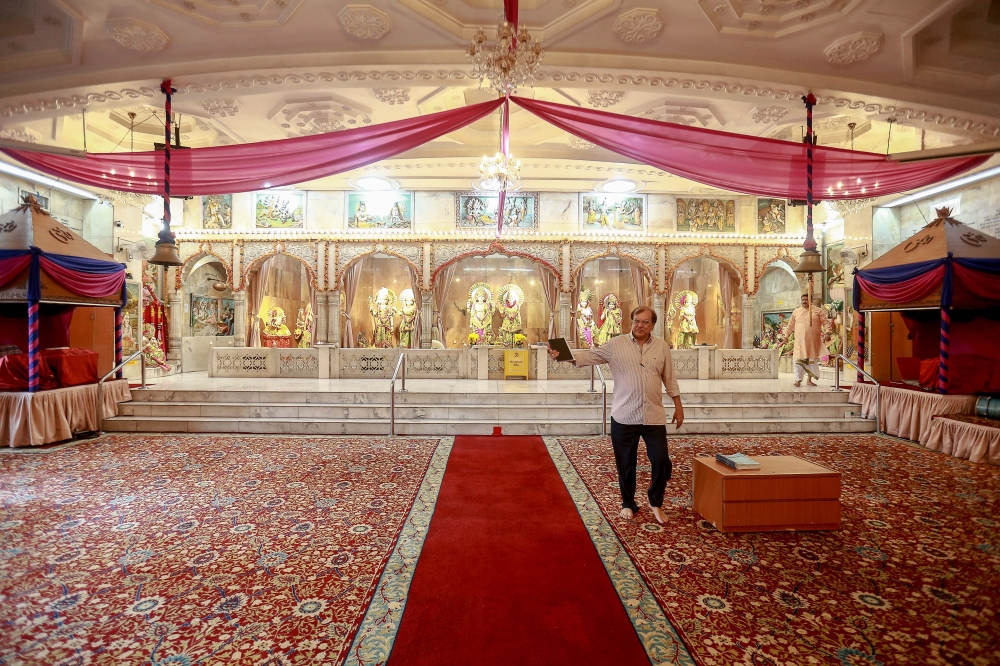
[848,382,977,442]
[246,257,272,347]
[1,379,129,448]
[4,99,503,196]
[537,265,558,340]
[855,265,945,305]
[0,256,30,288]
[923,416,1000,465]
[953,264,1000,302]
[433,264,457,347]
[719,264,736,349]
[408,266,423,348]
[510,97,990,200]
[39,256,125,298]
[569,281,581,347]
[340,261,365,348]
[629,263,650,309]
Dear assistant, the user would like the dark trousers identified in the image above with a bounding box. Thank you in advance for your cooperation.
[610,417,672,510]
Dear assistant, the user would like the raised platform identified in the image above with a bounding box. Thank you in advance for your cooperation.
[102,373,875,436]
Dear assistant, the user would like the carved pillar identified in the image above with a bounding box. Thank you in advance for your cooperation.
[327,291,341,348]
[657,245,666,293]
[232,242,241,290]
[168,292,182,361]
[233,292,247,347]
[561,243,571,290]
[318,241,327,291]
[315,291,328,344]
[422,242,431,290]
[420,290,433,348]
[652,292,665,339]
[558,292,572,338]
[746,245,756,295]
[742,293,756,349]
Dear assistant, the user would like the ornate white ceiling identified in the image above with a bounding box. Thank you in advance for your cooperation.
[0,0,997,194]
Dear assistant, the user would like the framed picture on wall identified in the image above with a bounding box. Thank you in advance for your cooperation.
[761,310,793,348]
[347,191,414,229]
[825,241,845,301]
[456,192,538,229]
[579,194,645,232]
[254,190,305,229]
[676,197,736,233]
[123,281,140,354]
[756,198,786,234]
[220,298,235,336]
[190,295,220,336]
[202,194,233,229]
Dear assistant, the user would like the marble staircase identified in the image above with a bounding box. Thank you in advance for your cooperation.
[104,386,875,436]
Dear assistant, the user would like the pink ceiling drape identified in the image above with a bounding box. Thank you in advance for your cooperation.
[509,96,990,200]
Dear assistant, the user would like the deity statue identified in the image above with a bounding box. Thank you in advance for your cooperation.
[399,288,418,348]
[576,288,598,349]
[497,283,525,347]
[294,304,313,348]
[467,282,495,344]
[821,304,843,366]
[595,293,623,346]
[669,290,700,348]
[264,306,291,337]
[368,287,397,348]
[142,323,171,372]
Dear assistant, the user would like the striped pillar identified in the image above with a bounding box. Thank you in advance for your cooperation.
[938,306,951,394]
[856,311,866,383]
[803,92,817,253]
[27,300,39,392]
[115,307,124,379]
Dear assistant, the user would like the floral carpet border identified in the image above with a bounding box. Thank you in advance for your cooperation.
[543,437,695,666]
[342,437,455,666]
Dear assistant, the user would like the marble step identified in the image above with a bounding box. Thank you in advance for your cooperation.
[127,389,855,406]
[102,415,876,436]
[117,401,857,421]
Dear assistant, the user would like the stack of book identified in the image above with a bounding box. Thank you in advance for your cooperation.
[715,453,761,470]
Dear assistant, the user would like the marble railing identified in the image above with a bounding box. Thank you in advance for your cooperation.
[209,345,779,380]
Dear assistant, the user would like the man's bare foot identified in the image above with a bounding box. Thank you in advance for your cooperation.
[620,507,635,520]
[807,379,817,386]
[793,380,802,387]
[650,506,667,524]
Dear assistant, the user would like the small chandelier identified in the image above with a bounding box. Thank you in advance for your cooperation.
[478,151,522,192]
[98,190,156,209]
[829,197,876,216]
[467,21,544,96]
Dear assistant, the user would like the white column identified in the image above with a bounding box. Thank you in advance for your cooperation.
[652,292,665,339]
[168,292,182,361]
[742,293,756,348]
[315,292,328,344]
[233,292,247,347]
[327,291,341,348]
[558,292,572,338]
[420,290,433,348]
[232,242,241,290]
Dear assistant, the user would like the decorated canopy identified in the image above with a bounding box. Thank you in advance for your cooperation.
[853,208,1000,312]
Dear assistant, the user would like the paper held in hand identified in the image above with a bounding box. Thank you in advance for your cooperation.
[547,337,574,362]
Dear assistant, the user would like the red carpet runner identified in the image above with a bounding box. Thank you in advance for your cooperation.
[387,435,650,666]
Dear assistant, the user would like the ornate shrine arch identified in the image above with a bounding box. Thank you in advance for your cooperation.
[240,245,317,291]
[570,244,655,292]
[430,240,560,289]
[175,243,233,291]
[336,242,422,290]
[754,246,800,296]
[665,244,744,291]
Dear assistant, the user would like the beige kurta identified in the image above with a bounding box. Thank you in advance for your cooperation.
[787,305,825,360]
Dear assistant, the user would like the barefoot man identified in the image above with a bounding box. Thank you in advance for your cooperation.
[549,306,684,524]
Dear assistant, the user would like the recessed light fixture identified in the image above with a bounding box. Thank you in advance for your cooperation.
[353,176,398,191]
[596,178,642,193]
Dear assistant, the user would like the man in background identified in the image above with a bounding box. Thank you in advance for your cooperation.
[787,292,825,387]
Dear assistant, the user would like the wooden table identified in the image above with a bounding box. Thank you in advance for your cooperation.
[692,455,841,533]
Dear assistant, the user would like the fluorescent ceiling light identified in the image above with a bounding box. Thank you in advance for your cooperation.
[880,165,1000,208]
[0,160,98,200]
[598,178,639,193]
[355,176,396,191]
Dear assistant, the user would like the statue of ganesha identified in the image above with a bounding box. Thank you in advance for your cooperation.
[142,323,171,372]
[467,282,495,344]
[294,304,313,348]
[497,283,525,348]
[576,288,597,349]
[369,287,397,348]
[398,288,418,349]
[596,293,623,346]
[668,290,700,349]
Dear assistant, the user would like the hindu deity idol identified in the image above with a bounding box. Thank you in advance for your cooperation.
[669,290,699,348]
[596,293,623,346]
[369,287,397,348]
[576,287,597,349]
[399,288,418,348]
[497,283,525,347]
[821,304,843,366]
[264,306,291,337]
[142,323,171,372]
[466,282,495,344]
[294,304,313,348]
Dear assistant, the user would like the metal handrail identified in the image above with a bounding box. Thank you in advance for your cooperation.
[389,352,407,436]
[833,353,881,434]
[96,350,145,436]
[594,363,607,437]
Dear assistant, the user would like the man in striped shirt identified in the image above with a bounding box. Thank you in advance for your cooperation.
[549,306,684,524]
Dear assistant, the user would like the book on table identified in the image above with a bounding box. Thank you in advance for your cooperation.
[715,453,761,470]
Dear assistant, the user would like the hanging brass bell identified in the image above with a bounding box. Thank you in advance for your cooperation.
[149,241,183,266]
[793,249,825,274]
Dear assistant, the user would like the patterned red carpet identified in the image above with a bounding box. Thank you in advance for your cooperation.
[553,434,1000,666]
[0,434,446,666]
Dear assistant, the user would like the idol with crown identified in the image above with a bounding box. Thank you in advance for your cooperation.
[398,288,418,348]
[595,292,623,346]
[576,287,597,349]
[467,282,495,344]
[369,287,397,348]
[497,283,525,347]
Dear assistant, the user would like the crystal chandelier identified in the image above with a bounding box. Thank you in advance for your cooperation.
[467,21,543,96]
[478,151,522,192]
[829,197,876,216]
[98,190,156,209]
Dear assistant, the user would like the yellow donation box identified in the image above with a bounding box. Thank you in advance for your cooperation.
[504,349,530,380]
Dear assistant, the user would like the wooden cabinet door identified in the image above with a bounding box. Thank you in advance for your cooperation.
[69,307,115,377]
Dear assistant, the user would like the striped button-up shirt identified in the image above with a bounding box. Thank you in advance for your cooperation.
[572,333,680,425]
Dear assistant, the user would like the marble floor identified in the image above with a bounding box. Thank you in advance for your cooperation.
[138,372,854,394]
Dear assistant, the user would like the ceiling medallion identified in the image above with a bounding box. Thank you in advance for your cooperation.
[612,8,665,43]
[750,105,788,124]
[467,21,544,96]
[105,18,170,53]
[587,90,623,108]
[338,5,392,40]
[200,99,241,117]
[98,190,156,209]
[373,88,411,105]
[824,32,884,65]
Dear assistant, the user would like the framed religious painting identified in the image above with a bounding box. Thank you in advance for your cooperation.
[756,198,786,235]
[347,191,414,230]
[760,310,793,349]
[122,281,141,354]
[579,194,646,232]
[220,298,236,336]
[190,295,220,336]
[456,192,538,229]
[202,194,233,229]
[676,197,736,233]
[825,241,845,300]
[254,191,305,229]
